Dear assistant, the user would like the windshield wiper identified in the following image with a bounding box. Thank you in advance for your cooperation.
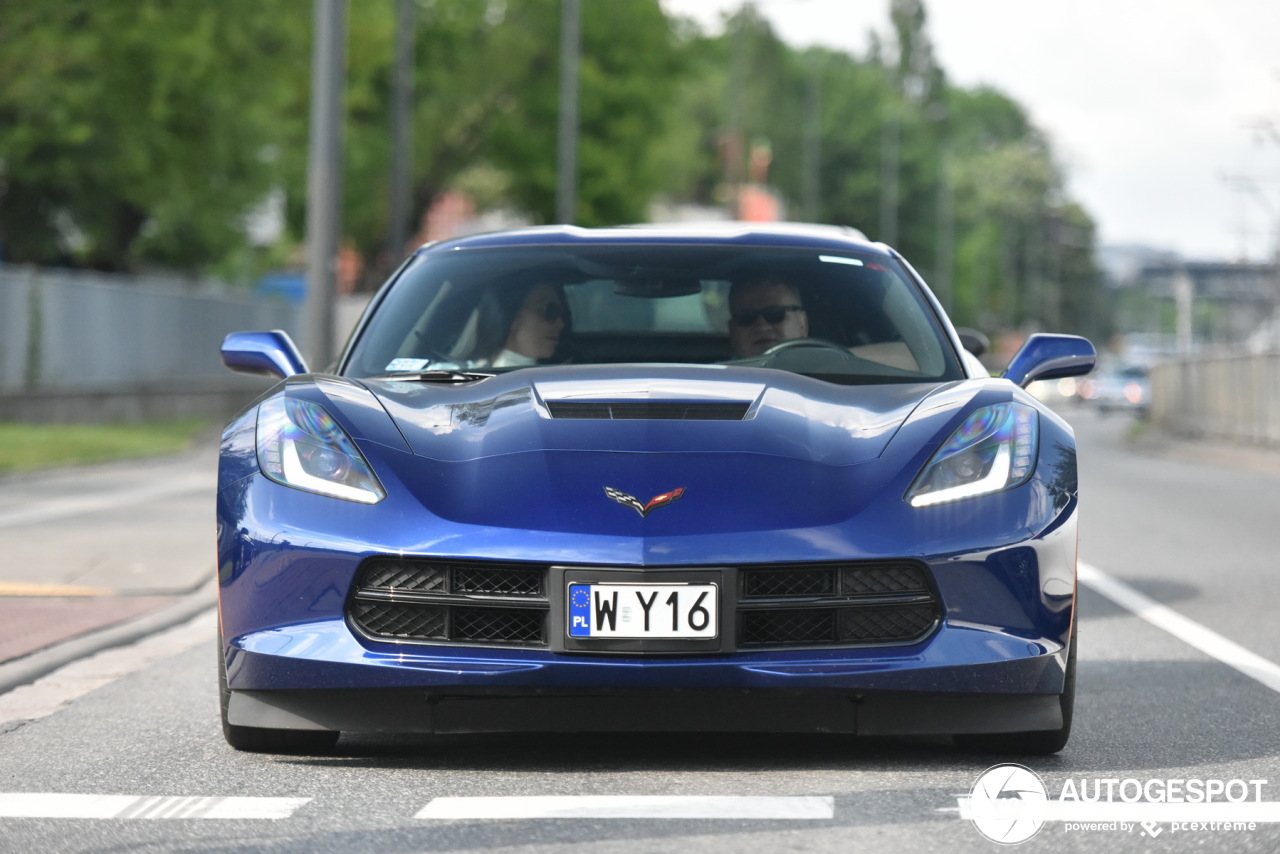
[375,370,495,383]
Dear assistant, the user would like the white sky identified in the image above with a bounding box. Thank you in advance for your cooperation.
[662,0,1280,261]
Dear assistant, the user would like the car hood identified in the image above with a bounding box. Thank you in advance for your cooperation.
[360,364,941,466]
[286,366,1024,546]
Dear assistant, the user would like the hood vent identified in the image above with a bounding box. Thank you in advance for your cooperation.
[547,401,751,421]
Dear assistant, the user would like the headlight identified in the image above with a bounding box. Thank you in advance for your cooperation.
[256,396,386,504]
[906,402,1038,507]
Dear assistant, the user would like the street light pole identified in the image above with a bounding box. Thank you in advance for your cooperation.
[304,0,347,370]
[879,91,900,247]
[387,0,414,267]
[802,59,822,222]
[556,0,580,225]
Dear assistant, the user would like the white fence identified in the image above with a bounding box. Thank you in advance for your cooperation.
[0,265,304,422]
[1150,353,1280,447]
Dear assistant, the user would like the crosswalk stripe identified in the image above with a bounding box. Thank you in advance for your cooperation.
[0,793,309,820]
[0,793,835,821]
[415,795,835,820]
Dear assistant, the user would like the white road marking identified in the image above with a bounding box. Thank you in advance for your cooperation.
[0,474,212,529]
[0,793,308,820]
[1079,562,1280,694]
[0,609,214,726]
[0,581,115,597]
[416,795,835,820]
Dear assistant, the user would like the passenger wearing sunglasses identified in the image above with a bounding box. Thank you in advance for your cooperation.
[476,282,569,368]
[727,277,810,357]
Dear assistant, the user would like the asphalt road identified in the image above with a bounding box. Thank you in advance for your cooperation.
[0,406,1278,853]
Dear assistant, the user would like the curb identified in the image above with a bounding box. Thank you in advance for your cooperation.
[0,575,218,696]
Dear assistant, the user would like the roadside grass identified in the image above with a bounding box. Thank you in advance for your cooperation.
[0,419,215,475]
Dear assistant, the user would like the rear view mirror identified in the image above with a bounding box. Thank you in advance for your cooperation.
[956,327,989,358]
[613,277,702,298]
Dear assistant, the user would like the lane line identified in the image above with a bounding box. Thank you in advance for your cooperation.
[0,793,309,820]
[1079,561,1280,694]
[416,795,834,820]
[0,581,116,597]
[0,474,212,529]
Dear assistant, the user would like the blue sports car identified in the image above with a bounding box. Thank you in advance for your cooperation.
[217,223,1095,754]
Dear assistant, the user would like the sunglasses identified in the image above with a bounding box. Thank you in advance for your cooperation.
[731,304,804,327]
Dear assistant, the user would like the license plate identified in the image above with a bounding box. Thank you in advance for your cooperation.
[567,583,718,639]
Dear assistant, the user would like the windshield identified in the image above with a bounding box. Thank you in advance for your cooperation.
[341,244,963,385]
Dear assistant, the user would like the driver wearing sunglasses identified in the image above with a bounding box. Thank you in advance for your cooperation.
[485,282,568,368]
[728,277,810,357]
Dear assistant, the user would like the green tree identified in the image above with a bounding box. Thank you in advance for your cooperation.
[943,86,1105,338]
[650,1,1105,342]
[302,0,552,283]
[272,0,687,287]
[0,0,307,272]
[0,0,1106,341]
[483,0,686,227]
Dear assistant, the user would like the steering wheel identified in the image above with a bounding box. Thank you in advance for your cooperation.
[762,337,843,355]
[761,337,862,370]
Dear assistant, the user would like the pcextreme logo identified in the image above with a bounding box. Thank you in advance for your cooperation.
[957,765,1280,844]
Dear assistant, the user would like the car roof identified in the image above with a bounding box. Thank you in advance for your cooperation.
[421,221,888,255]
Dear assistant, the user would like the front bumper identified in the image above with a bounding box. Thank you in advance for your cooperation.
[217,445,1078,736]
[222,613,1070,735]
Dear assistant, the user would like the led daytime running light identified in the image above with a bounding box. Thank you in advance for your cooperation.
[907,402,1038,508]
[256,396,385,504]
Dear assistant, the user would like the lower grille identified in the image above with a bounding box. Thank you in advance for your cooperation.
[351,601,447,640]
[739,605,936,646]
[740,609,835,645]
[742,562,930,599]
[453,608,545,643]
[737,561,938,648]
[349,559,549,647]
[347,558,939,651]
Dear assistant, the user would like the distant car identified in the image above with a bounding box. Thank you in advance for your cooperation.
[1088,364,1150,415]
[217,223,1095,755]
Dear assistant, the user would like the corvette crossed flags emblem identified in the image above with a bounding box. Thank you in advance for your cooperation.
[603,486,686,518]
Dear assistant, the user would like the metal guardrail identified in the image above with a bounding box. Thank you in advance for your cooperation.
[0,265,305,422]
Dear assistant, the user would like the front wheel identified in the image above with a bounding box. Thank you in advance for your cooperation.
[218,635,339,754]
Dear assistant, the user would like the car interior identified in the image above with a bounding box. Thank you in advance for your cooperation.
[344,247,961,384]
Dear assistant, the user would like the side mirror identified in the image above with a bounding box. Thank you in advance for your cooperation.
[221,330,308,380]
[956,327,990,358]
[1002,333,1096,388]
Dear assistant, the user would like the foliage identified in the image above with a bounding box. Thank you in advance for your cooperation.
[0,0,308,273]
[0,0,1105,342]
[271,0,685,285]
[650,1,1106,342]
[322,0,552,280]
[483,0,687,228]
